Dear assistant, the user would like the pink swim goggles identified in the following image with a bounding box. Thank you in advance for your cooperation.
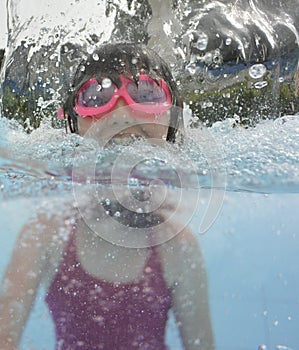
[58,74,172,120]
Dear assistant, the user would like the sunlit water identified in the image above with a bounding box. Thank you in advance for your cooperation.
[0,113,298,350]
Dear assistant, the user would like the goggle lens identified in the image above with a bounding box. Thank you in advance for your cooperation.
[127,80,167,104]
[77,80,115,108]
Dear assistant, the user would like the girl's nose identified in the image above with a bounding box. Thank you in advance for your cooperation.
[115,97,128,109]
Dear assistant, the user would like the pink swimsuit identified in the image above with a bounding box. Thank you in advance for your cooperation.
[45,232,172,350]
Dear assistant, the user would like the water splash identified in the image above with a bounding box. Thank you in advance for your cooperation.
[0,1,298,198]
[0,111,298,202]
[1,0,299,129]
[179,0,299,125]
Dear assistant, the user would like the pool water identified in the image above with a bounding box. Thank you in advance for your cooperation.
[0,114,298,350]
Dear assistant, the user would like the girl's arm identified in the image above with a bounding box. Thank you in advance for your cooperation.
[160,228,215,350]
[0,215,64,349]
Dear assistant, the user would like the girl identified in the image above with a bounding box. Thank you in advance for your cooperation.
[0,43,214,350]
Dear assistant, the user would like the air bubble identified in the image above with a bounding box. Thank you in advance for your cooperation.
[258,345,268,350]
[37,97,44,107]
[194,32,208,51]
[80,65,86,72]
[201,101,213,109]
[131,57,138,65]
[128,178,139,186]
[194,338,201,346]
[102,78,112,89]
[186,62,197,75]
[203,52,213,65]
[184,6,192,16]
[213,49,223,65]
[87,46,94,54]
[249,64,267,79]
[92,53,99,61]
[254,81,268,89]
[225,37,232,45]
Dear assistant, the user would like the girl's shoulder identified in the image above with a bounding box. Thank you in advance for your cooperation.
[155,225,201,287]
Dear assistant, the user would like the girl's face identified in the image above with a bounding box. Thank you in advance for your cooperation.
[76,75,172,144]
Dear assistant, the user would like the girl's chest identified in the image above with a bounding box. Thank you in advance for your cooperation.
[74,228,151,283]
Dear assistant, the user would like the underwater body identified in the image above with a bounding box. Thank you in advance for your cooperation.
[0,1,299,349]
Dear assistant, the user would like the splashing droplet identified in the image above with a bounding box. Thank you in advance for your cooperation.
[249,64,267,79]
[213,49,223,65]
[225,37,232,45]
[194,32,208,51]
[131,57,138,65]
[254,81,268,89]
[102,78,112,89]
[87,46,95,55]
[186,62,197,75]
[258,345,268,350]
[92,53,99,61]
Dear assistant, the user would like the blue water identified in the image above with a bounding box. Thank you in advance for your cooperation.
[0,114,298,349]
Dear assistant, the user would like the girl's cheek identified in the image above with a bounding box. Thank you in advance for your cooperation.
[141,124,169,139]
[77,116,93,135]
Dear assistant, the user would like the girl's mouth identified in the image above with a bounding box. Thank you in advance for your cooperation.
[107,133,144,146]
